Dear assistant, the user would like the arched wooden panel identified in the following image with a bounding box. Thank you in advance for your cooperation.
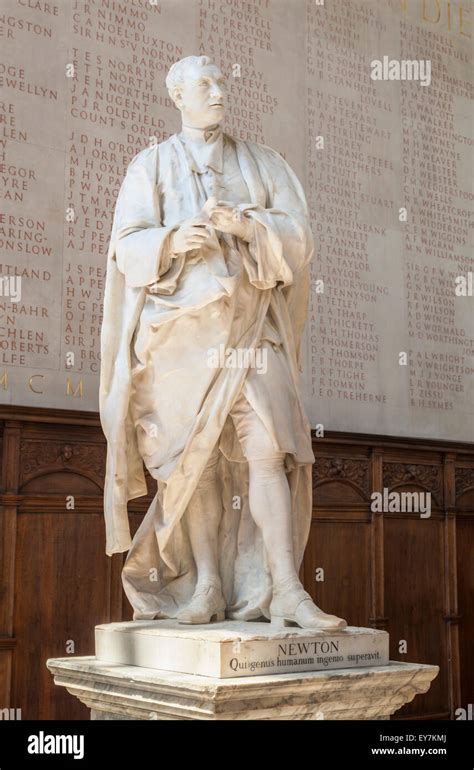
[20,471,102,496]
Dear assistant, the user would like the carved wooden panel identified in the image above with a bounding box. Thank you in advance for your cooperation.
[456,466,474,509]
[312,455,370,504]
[20,439,106,490]
[383,462,443,508]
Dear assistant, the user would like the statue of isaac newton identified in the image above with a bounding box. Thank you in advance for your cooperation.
[100,55,347,632]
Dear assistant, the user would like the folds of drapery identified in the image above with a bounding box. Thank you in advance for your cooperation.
[99,132,315,622]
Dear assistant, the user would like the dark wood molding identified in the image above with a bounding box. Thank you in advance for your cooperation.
[0,637,17,650]
[1,404,473,451]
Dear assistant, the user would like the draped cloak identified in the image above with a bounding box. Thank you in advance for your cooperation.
[99,133,315,620]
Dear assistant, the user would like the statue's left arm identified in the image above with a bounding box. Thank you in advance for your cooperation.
[238,144,314,291]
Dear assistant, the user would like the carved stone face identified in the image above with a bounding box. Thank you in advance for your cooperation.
[172,62,226,128]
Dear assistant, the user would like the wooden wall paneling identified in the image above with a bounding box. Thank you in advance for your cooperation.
[304,516,372,630]
[382,451,448,719]
[455,514,473,717]
[14,504,109,719]
[0,421,21,714]
[0,407,472,720]
[455,459,474,716]
[443,453,461,719]
[307,446,372,631]
[370,448,387,631]
[13,421,107,719]
[384,512,448,719]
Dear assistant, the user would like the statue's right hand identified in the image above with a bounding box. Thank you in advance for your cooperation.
[170,218,212,255]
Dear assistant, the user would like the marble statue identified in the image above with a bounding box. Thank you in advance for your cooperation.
[100,55,347,631]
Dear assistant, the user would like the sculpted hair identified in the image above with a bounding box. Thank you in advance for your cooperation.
[166,55,214,100]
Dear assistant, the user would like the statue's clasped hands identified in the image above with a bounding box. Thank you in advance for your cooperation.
[205,197,253,241]
[170,196,253,256]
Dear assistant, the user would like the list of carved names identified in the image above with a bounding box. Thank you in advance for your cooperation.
[0,0,472,440]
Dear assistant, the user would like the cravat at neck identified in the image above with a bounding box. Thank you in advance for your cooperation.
[179,127,224,174]
[181,123,222,145]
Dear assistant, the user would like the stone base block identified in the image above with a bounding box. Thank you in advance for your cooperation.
[95,620,389,678]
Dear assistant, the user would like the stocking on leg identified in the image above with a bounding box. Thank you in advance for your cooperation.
[247,453,300,589]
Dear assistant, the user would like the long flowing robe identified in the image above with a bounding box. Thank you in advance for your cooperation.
[99,132,315,620]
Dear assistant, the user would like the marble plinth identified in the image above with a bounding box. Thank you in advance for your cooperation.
[95,620,389,678]
[46,656,439,721]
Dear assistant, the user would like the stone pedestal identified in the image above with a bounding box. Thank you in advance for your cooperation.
[47,621,438,720]
[47,656,438,721]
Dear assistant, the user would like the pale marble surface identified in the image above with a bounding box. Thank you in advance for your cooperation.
[95,620,389,678]
[46,656,439,721]
[100,55,346,634]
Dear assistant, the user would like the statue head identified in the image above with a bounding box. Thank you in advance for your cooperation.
[166,55,225,129]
